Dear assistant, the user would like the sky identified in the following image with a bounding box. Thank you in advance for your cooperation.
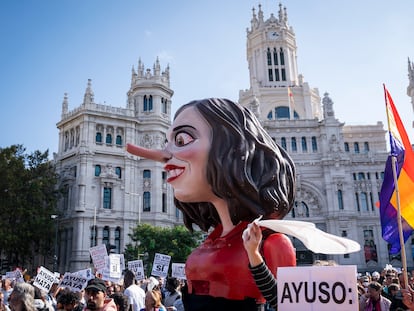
[1,0,414,156]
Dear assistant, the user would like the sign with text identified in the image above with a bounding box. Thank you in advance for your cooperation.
[89,244,108,272]
[33,266,55,293]
[60,272,88,292]
[171,263,186,280]
[151,253,171,278]
[128,260,145,281]
[277,265,358,311]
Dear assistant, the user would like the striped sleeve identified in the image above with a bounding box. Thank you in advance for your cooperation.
[249,262,277,308]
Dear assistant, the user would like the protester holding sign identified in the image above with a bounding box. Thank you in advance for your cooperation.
[126,98,297,310]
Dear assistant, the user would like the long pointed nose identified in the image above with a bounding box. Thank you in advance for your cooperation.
[126,143,171,163]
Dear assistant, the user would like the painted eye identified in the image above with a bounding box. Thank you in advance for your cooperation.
[175,132,194,146]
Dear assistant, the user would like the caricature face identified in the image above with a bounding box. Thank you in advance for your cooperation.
[164,106,213,202]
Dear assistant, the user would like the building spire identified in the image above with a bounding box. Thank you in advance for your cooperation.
[83,79,94,105]
[61,92,68,117]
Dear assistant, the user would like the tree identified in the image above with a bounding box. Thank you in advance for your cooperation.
[125,223,203,276]
[0,145,60,271]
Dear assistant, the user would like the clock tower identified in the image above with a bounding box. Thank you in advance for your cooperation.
[239,3,321,121]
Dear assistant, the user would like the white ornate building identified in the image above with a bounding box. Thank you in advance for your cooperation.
[54,3,414,273]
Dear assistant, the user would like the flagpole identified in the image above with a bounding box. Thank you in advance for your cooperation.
[384,84,409,288]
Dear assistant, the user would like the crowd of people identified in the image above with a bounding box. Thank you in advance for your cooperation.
[0,271,184,311]
[357,267,414,311]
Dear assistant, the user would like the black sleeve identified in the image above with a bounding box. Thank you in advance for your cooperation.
[249,262,277,308]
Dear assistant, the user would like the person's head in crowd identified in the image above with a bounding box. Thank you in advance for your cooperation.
[371,271,380,282]
[56,288,82,311]
[366,282,383,300]
[388,283,401,297]
[123,270,135,289]
[144,290,162,311]
[9,282,36,311]
[146,277,159,292]
[165,277,179,294]
[84,278,107,310]
[109,293,129,311]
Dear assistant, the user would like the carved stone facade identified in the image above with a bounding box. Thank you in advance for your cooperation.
[238,4,413,271]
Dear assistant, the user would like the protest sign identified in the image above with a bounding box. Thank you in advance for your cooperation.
[89,244,108,272]
[33,266,55,293]
[171,263,186,280]
[151,253,171,278]
[128,260,145,280]
[277,265,358,311]
[60,272,88,292]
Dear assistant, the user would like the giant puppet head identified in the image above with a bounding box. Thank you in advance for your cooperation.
[127,98,296,232]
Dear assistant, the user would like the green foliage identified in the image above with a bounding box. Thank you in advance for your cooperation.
[0,145,60,270]
[125,223,203,276]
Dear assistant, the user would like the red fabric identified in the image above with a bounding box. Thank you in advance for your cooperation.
[185,221,296,302]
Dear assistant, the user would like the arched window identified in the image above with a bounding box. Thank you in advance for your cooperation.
[273,48,278,65]
[279,48,285,65]
[338,190,344,210]
[143,191,151,212]
[311,136,318,152]
[344,142,349,152]
[116,135,122,146]
[364,142,370,153]
[114,227,121,254]
[106,134,112,144]
[161,98,168,114]
[361,192,368,211]
[95,165,101,177]
[90,225,97,247]
[354,142,360,153]
[301,137,307,152]
[103,187,112,209]
[144,95,148,111]
[115,167,121,179]
[103,226,110,247]
[355,193,360,211]
[149,95,153,111]
[291,137,297,152]
[275,107,299,119]
[96,132,102,143]
[281,137,287,150]
[143,169,151,179]
[267,48,272,66]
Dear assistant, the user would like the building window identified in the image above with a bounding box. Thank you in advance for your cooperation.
[95,165,101,177]
[115,167,121,179]
[355,193,360,211]
[344,142,349,152]
[273,48,278,65]
[361,192,368,211]
[115,227,121,254]
[291,137,297,152]
[162,193,167,213]
[354,142,360,153]
[279,48,285,65]
[90,225,97,247]
[268,69,273,81]
[116,135,122,146]
[301,137,307,152]
[338,190,344,210]
[281,137,287,150]
[370,192,375,211]
[358,172,365,180]
[364,142,369,152]
[162,171,167,181]
[143,191,151,212]
[103,187,112,209]
[149,95,153,111]
[143,169,151,179]
[364,229,378,263]
[267,48,272,66]
[311,136,317,152]
[161,98,168,114]
[103,226,110,247]
[106,134,112,144]
[96,132,102,143]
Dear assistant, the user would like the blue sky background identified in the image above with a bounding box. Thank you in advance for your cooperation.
[1,0,414,155]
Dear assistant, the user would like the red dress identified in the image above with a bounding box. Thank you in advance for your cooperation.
[185,221,296,307]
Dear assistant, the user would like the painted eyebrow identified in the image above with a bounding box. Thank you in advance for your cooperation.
[172,125,196,132]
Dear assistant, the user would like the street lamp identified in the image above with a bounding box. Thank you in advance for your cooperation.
[50,215,58,272]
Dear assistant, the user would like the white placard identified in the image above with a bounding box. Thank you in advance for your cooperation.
[33,266,55,293]
[171,263,186,280]
[128,260,145,280]
[277,265,358,311]
[74,268,94,280]
[89,244,108,272]
[60,272,88,292]
[108,254,122,279]
[151,253,171,278]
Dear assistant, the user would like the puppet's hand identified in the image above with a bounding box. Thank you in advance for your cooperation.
[242,220,264,267]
